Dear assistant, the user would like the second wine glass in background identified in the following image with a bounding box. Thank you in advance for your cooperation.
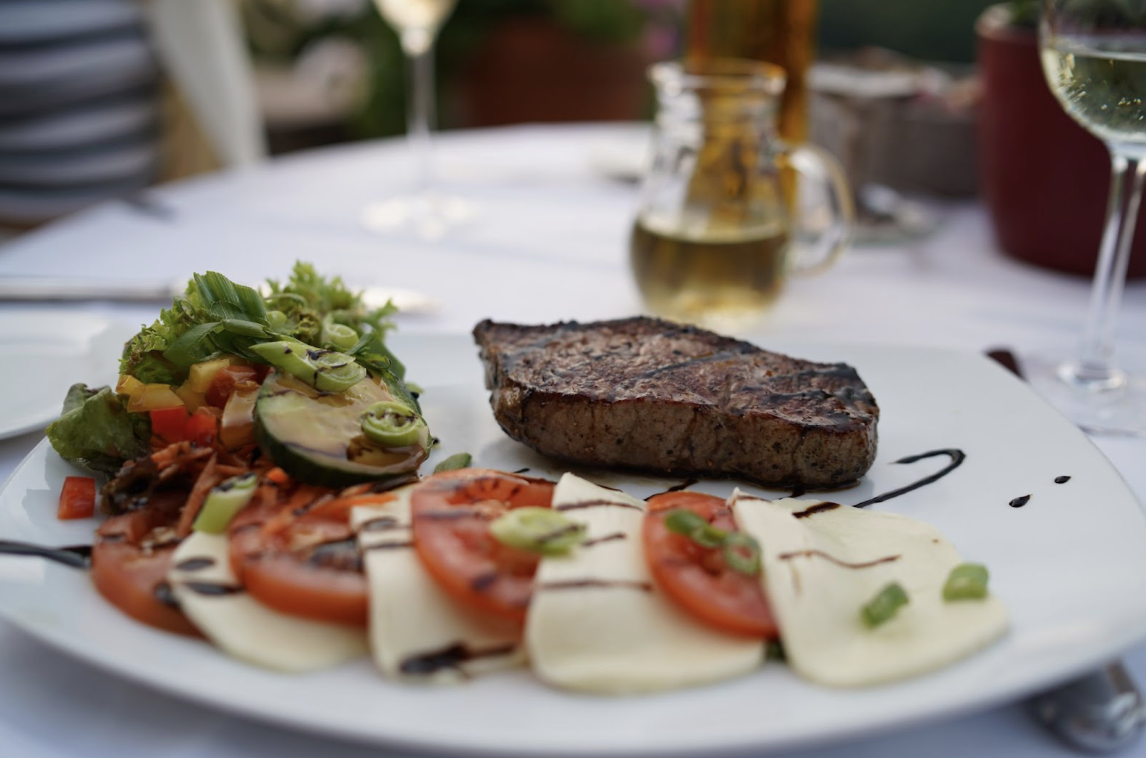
[1022,0,1146,436]
[362,0,476,239]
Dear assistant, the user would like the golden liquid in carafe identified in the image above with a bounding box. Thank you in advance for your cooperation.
[630,219,791,323]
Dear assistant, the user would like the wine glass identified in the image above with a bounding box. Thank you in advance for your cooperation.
[362,0,476,239]
[1027,0,1146,435]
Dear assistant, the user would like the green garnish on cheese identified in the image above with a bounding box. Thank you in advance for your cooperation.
[861,582,910,628]
[943,563,990,601]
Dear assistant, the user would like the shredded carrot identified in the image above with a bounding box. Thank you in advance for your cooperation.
[264,467,290,485]
[215,464,248,478]
[175,453,220,538]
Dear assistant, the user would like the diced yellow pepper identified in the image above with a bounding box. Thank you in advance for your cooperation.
[115,374,143,397]
[127,384,185,413]
[187,357,234,393]
[174,382,207,413]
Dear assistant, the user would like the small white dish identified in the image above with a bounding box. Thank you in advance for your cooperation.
[0,311,132,439]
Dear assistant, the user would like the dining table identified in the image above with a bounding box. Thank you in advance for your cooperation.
[0,122,1144,758]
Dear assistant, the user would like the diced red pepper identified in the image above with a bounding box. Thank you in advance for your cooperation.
[185,407,220,447]
[150,406,190,443]
[58,476,96,520]
[206,366,259,408]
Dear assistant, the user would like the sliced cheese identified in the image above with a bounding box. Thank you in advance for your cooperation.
[350,486,524,684]
[732,493,1008,688]
[168,531,368,672]
[525,474,764,694]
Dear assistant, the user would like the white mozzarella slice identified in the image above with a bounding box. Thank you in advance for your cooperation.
[732,493,1008,687]
[525,474,764,694]
[168,531,368,673]
[350,486,524,684]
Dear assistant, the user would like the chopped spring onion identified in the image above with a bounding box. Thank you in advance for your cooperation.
[861,582,909,628]
[490,507,585,556]
[722,531,762,575]
[433,452,472,473]
[360,400,427,448]
[193,473,258,534]
[249,337,365,392]
[321,317,359,351]
[663,508,762,575]
[942,563,990,601]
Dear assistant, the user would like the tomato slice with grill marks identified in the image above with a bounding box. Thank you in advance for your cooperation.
[91,491,201,637]
[644,491,777,639]
[227,482,398,627]
[410,469,556,624]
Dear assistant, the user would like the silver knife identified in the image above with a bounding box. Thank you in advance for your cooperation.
[0,276,440,315]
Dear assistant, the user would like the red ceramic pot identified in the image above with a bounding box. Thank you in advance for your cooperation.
[976,5,1146,279]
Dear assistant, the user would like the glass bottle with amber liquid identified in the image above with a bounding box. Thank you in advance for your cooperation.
[685,0,820,143]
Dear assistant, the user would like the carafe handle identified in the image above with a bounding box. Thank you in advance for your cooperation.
[778,142,855,276]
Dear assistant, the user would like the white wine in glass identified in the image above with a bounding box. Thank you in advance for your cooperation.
[363,0,475,239]
[1028,0,1146,435]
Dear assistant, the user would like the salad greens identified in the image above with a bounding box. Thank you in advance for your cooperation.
[50,262,416,478]
[120,262,401,386]
[46,384,150,475]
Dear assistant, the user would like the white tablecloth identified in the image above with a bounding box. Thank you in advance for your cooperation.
[0,123,1144,758]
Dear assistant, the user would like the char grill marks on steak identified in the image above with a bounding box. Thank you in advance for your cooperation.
[472,317,879,489]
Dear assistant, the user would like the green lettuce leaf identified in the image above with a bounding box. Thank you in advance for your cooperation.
[46,384,151,475]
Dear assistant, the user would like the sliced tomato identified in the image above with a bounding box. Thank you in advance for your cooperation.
[150,406,190,443]
[644,491,777,639]
[205,365,259,408]
[410,469,556,624]
[57,476,96,520]
[228,483,393,627]
[90,491,201,637]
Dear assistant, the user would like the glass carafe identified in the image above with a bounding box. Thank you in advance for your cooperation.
[630,59,853,327]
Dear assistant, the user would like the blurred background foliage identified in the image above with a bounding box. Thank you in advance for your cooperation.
[239,0,1003,150]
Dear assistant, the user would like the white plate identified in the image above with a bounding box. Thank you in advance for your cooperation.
[1,333,1146,756]
[0,311,132,440]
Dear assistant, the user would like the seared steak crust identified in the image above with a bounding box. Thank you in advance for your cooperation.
[473,317,879,488]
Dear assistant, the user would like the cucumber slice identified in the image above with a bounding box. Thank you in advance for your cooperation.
[254,371,429,488]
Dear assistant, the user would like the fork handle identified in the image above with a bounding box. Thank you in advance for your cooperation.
[1028,661,1146,753]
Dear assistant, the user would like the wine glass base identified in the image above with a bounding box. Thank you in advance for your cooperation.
[1021,352,1146,437]
[361,191,478,240]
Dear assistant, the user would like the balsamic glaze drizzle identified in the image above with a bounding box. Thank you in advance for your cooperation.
[777,549,900,570]
[183,581,244,596]
[174,557,215,572]
[400,642,518,676]
[537,579,653,592]
[1010,495,1031,508]
[555,499,642,512]
[851,449,966,509]
[1055,475,1071,484]
[665,478,699,494]
[793,502,841,519]
[581,532,626,548]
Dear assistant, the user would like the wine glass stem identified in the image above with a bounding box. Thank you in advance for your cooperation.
[1067,150,1145,391]
[401,31,437,196]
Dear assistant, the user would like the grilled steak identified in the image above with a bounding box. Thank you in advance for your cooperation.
[473,317,879,488]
